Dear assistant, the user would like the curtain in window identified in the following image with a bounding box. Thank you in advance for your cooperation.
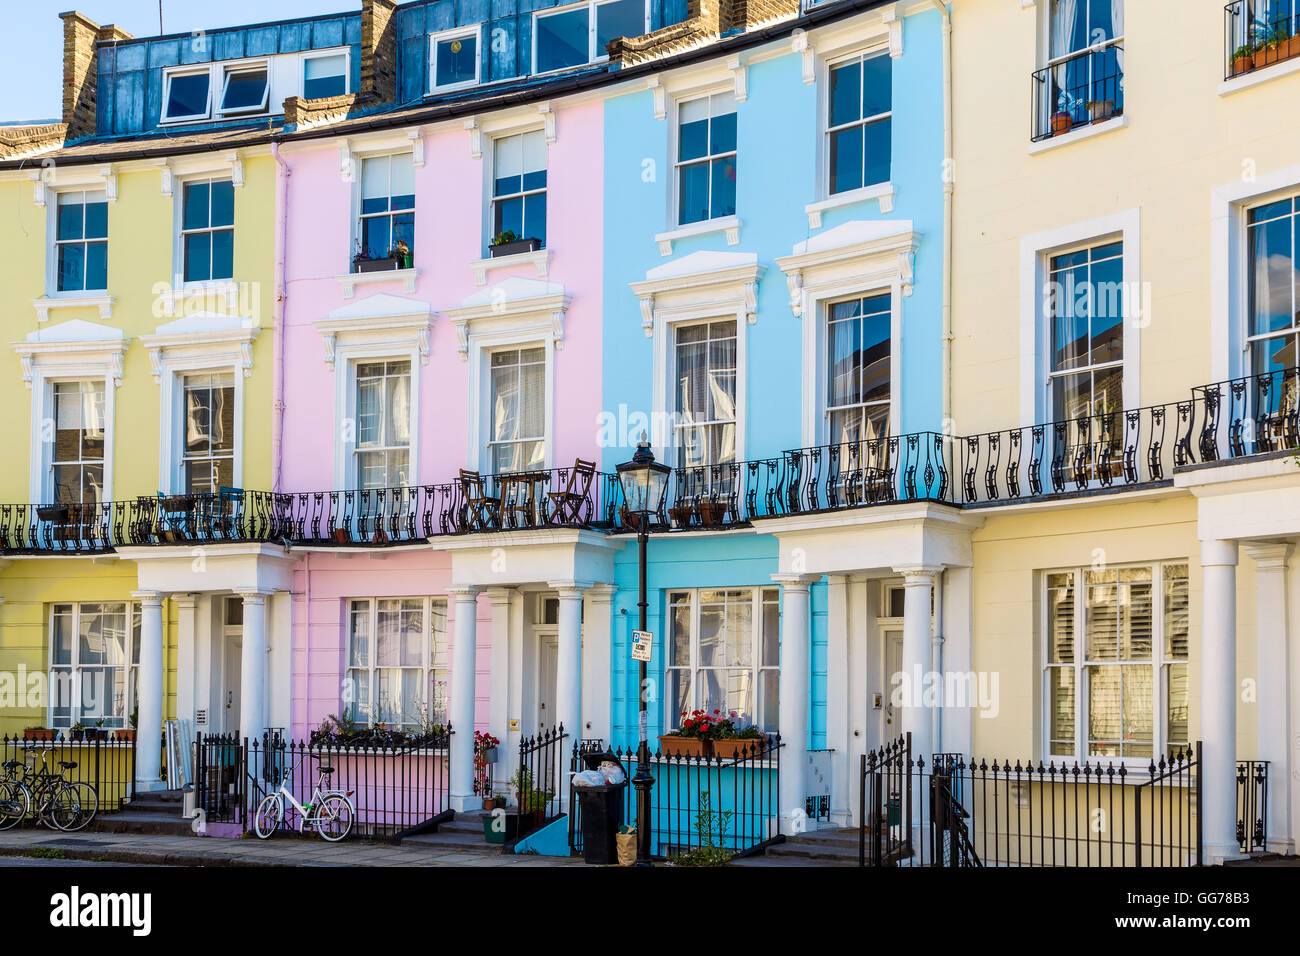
[1112,0,1124,71]
[388,368,410,446]
[707,332,736,464]
[1052,0,1079,114]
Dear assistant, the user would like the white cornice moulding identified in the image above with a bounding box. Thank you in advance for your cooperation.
[335,268,419,299]
[538,102,556,144]
[469,248,550,286]
[465,118,482,159]
[408,129,426,167]
[13,319,130,389]
[29,163,117,205]
[791,29,815,84]
[646,77,666,120]
[446,276,571,359]
[138,313,261,382]
[654,215,742,256]
[32,295,114,324]
[881,4,903,59]
[629,250,764,339]
[727,54,748,102]
[313,292,435,369]
[805,182,896,229]
[775,218,919,317]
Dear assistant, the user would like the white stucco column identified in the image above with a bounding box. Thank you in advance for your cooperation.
[1201,538,1242,864]
[1245,542,1293,855]
[173,593,198,729]
[448,585,481,812]
[235,588,272,745]
[583,585,616,745]
[551,581,586,809]
[486,588,513,790]
[894,566,940,766]
[131,590,165,792]
[774,574,814,834]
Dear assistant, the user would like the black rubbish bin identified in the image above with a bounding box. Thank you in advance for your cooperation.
[575,751,627,865]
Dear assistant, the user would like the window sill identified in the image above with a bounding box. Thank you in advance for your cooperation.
[804,182,895,229]
[469,248,550,286]
[1028,115,1127,155]
[156,281,239,316]
[654,215,742,257]
[1219,55,1300,95]
[335,267,419,299]
[33,294,114,324]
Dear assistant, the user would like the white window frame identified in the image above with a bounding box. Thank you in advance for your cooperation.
[487,129,549,250]
[672,90,738,228]
[1018,208,1142,427]
[670,317,739,474]
[484,344,549,474]
[218,61,271,116]
[344,596,450,731]
[48,602,140,731]
[1242,194,1300,377]
[161,66,214,123]
[352,357,414,490]
[822,289,895,447]
[175,175,237,287]
[49,188,110,297]
[46,378,108,507]
[352,149,417,272]
[1040,560,1189,767]
[428,25,483,93]
[822,47,893,201]
[664,587,781,733]
[300,48,352,99]
[531,0,650,76]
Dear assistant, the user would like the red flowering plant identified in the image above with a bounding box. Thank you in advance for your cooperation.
[670,709,735,741]
[473,731,501,796]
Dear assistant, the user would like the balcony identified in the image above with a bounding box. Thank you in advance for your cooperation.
[1225,2,1300,80]
[2,367,1295,556]
[1031,42,1125,143]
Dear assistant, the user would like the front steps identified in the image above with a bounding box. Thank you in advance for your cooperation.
[400,815,501,853]
[731,827,862,867]
[93,789,194,836]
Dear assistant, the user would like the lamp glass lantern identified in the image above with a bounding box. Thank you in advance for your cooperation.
[616,439,670,517]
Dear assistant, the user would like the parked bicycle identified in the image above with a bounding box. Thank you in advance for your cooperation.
[253,754,355,841]
[0,747,98,832]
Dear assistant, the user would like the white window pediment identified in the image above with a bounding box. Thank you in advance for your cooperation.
[139,312,260,383]
[629,250,764,338]
[774,218,918,318]
[446,276,570,360]
[13,319,129,388]
[313,293,435,369]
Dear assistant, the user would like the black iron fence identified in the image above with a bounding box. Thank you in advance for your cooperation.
[192,730,451,840]
[1,733,136,813]
[1225,1,1300,79]
[1236,760,1268,853]
[1193,366,1300,463]
[568,736,782,861]
[1032,41,1125,142]
[515,726,568,842]
[860,735,1204,867]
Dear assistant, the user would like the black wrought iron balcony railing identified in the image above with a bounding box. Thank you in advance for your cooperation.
[1192,365,1300,464]
[1225,1,1300,80]
[1031,41,1124,143]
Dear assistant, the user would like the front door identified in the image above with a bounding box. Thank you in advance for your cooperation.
[880,628,903,744]
[537,636,558,732]
[221,597,243,734]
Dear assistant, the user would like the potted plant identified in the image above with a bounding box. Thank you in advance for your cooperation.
[1085,99,1114,123]
[668,504,694,529]
[352,240,402,274]
[1231,43,1257,75]
[510,768,553,828]
[711,715,767,760]
[24,726,56,741]
[1051,110,1073,136]
[391,239,413,270]
[36,503,69,522]
[695,499,728,527]
[659,709,730,757]
[482,791,507,812]
[489,230,542,258]
[69,721,87,741]
[113,707,138,743]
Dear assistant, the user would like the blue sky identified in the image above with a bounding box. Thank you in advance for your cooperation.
[0,1,354,123]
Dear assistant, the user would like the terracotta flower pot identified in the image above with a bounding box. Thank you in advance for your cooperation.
[711,738,766,761]
[24,729,56,741]
[658,735,711,758]
[112,729,136,743]
[1051,111,1073,136]
[1232,53,1254,76]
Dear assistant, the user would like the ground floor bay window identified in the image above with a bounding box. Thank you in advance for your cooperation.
[345,597,449,730]
[1044,562,1189,760]
[665,588,779,732]
[49,602,140,730]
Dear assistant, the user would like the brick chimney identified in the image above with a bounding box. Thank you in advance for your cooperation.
[60,11,135,140]
[360,0,398,103]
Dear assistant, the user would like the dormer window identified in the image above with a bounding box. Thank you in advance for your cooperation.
[303,52,348,99]
[533,0,647,74]
[430,26,481,91]
[220,65,269,114]
[163,70,212,122]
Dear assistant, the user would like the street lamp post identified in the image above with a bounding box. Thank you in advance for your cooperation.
[615,435,670,867]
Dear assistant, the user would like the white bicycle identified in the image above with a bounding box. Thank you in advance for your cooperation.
[253,754,355,841]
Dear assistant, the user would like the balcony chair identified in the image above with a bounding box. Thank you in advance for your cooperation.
[547,458,596,525]
[458,469,502,532]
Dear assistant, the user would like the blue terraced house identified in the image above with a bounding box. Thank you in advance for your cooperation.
[598,0,968,839]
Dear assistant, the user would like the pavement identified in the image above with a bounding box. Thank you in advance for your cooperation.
[0,829,585,868]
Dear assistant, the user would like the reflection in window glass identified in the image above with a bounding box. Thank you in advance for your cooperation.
[304,54,348,98]
[434,32,478,88]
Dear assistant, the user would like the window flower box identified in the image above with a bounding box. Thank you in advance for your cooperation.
[354,256,404,274]
[658,735,710,758]
[710,737,766,760]
[695,500,728,527]
[490,237,541,258]
[112,729,136,743]
[36,504,69,523]
[24,728,57,741]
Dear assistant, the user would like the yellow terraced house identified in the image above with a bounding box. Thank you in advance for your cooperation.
[0,13,277,789]
[947,0,1300,864]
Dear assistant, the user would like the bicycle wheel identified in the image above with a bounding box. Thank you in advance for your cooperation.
[50,782,97,832]
[0,781,29,830]
[253,793,283,839]
[315,794,354,842]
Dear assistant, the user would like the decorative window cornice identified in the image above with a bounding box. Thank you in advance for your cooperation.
[12,318,129,388]
[629,250,764,338]
[138,313,260,383]
[446,276,570,360]
[774,218,918,318]
[312,292,434,369]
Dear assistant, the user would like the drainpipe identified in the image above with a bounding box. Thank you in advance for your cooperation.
[931,1,954,430]
[271,142,290,495]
